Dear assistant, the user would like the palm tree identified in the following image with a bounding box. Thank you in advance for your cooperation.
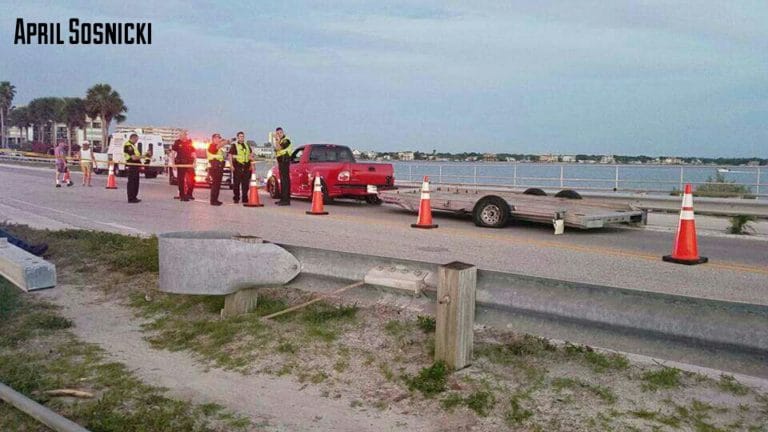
[62,97,87,157]
[8,106,31,146]
[28,97,63,147]
[84,84,127,149]
[0,81,16,148]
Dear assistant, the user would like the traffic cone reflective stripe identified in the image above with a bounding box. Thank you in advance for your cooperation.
[306,174,328,215]
[663,184,707,265]
[243,171,264,207]
[105,163,118,189]
[411,176,438,229]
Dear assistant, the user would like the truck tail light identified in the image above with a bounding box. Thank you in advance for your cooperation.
[337,171,350,182]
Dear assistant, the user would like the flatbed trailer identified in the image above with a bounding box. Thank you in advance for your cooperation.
[380,187,646,234]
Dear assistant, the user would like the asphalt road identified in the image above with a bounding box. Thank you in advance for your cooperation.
[1,164,766,306]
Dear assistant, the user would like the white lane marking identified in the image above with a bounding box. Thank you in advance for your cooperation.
[3,197,147,235]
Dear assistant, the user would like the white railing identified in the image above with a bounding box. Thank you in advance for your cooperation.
[397,162,766,198]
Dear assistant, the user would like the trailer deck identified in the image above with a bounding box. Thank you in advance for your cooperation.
[380,187,646,234]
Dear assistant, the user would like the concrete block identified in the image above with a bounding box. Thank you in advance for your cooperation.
[158,231,300,295]
[364,265,434,295]
[0,238,56,292]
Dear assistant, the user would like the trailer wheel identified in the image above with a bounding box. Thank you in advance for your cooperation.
[523,188,546,196]
[473,196,510,228]
[555,189,582,199]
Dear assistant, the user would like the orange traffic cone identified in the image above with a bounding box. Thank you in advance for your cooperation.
[243,171,264,207]
[411,176,438,229]
[306,174,328,215]
[663,184,707,265]
[105,163,118,189]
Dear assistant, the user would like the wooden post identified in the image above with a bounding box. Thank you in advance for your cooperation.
[435,261,477,370]
[220,288,259,319]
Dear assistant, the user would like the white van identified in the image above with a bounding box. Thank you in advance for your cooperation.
[94,133,166,178]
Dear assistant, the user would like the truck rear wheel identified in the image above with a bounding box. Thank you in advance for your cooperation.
[523,188,546,196]
[473,196,510,228]
[365,195,382,205]
[267,177,280,199]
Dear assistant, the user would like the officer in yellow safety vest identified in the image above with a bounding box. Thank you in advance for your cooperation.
[228,131,253,204]
[207,133,225,206]
[123,133,142,203]
[273,127,293,206]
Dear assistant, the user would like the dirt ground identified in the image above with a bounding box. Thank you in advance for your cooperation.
[3,225,767,431]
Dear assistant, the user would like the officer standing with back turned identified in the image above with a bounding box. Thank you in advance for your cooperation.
[207,133,225,206]
[123,133,142,203]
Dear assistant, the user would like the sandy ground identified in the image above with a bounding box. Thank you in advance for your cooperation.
[35,283,442,432]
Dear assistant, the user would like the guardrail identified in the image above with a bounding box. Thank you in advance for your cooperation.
[395,162,766,198]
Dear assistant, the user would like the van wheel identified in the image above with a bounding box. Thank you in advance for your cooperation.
[555,189,582,199]
[145,172,158,179]
[473,196,510,228]
[523,188,546,196]
[267,177,280,199]
[365,195,382,205]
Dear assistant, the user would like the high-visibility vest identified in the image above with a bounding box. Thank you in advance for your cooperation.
[123,141,140,162]
[207,144,224,162]
[233,141,251,164]
[276,137,292,157]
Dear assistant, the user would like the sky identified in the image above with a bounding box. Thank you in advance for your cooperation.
[2,1,767,157]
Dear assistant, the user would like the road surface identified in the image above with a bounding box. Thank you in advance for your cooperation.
[1,163,766,306]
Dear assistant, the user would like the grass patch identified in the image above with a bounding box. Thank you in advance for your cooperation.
[441,390,497,416]
[405,361,448,397]
[641,367,682,391]
[717,374,750,396]
[1,225,159,275]
[505,397,534,425]
[550,377,617,404]
[0,279,251,432]
[416,315,436,333]
[564,343,629,372]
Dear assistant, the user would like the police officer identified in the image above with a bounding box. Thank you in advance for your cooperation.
[274,127,292,206]
[123,133,142,203]
[172,130,195,202]
[207,133,225,206]
[229,131,252,204]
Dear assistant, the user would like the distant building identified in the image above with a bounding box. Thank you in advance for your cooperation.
[661,157,682,165]
[505,156,516,162]
[398,151,415,161]
[599,155,616,164]
[538,154,558,163]
[8,115,105,149]
[483,153,497,162]
[560,155,576,163]
[747,160,760,167]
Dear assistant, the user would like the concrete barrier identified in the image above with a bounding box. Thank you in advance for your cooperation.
[158,231,300,295]
[0,238,56,291]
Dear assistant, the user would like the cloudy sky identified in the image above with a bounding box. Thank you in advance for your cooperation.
[2,1,767,156]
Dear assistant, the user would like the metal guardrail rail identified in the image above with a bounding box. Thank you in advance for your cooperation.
[394,162,766,198]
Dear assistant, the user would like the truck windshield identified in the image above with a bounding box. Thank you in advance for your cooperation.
[309,146,354,162]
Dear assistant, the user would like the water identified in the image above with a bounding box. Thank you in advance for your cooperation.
[392,162,765,198]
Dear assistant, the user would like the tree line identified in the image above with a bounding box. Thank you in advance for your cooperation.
[0,81,127,156]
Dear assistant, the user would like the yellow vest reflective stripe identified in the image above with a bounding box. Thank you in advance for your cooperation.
[234,142,251,164]
[123,141,140,162]
[276,137,292,157]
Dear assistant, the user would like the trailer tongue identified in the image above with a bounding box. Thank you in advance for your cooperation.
[380,187,646,234]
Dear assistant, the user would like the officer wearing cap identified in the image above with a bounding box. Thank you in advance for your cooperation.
[207,133,225,206]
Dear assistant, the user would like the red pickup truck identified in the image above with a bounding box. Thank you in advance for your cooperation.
[266,144,395,204]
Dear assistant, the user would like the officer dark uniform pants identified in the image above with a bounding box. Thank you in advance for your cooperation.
[177,167,189,199]
[127,165,140,201]
[278,155,291,203]
[209,160,223,204]
[232,163,250,202]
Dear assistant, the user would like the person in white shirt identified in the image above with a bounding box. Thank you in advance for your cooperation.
[80,141,95,186]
